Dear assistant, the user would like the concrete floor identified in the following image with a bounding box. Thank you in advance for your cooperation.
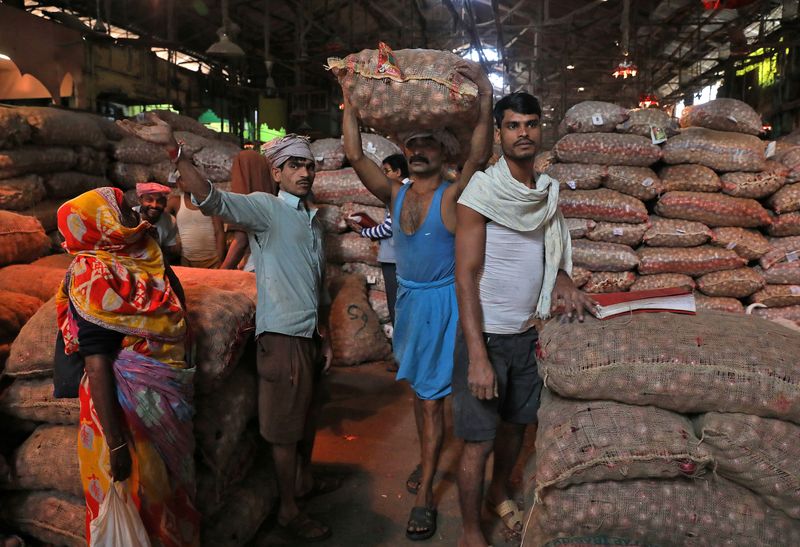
[253,362,536,547]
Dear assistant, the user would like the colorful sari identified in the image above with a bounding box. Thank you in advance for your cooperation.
[56,187,200,546]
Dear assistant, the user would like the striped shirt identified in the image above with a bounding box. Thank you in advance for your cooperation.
[362,214,393,240]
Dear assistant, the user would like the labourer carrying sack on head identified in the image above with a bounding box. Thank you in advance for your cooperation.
[342,59,495,541]
[117,114,338,543]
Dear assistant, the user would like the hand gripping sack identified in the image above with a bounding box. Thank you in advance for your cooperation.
[89,481,151,547]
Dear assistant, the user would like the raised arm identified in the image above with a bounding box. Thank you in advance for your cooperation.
[341,99,396,206]
[453,61,495,198]
[117,113,271,232]
[455,204,496,400]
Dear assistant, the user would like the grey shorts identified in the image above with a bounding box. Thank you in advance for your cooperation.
[452,326,542,442]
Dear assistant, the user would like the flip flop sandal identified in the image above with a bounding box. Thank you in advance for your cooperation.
[406,463,422,494]
[279,512,332,543]
[488,499,523,533]
[297,475,342,500]
[406,506,437,541]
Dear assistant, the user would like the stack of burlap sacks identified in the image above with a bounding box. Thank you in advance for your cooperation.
[525,310,800,545]
[546,99,800,324]
[110,109,240,193]
[0,254,276,546]
[310,134,400,366]
[0,107,118,250]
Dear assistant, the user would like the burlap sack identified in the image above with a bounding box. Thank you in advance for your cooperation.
[767,183,800,215]
[662,127,766,172]
[75,146,109,176]
[149,109,218,139]
[42,172,107,199]
[562,101,629,133]
[776,145,800,183]
[312,168,385,207]
[637,246,747,275]
[545,163,606,191]
[659,164,721,193]
[0,290,44,340]
[565,218,596,240]
[315,203,346,233]
[585,222,647,247]
[537,311,800,421]
[710,227,771,260]
[581,271,636,293]
[328,46,479,150]
[0,378,79,424]
[761,262,800,285]
[630,273,696,292]
[311,138,346,171]
[361,133,402,166]
[329,274,392,366]
[325,232,380,265]
[554,133,661,167]
[0,490,85,547]
[570,267,592,288]
[112,136,164,164]
[195,360,257,472]
[558,189,648,224]
[341,262,386,292]
[655,191,772,228]
[201,464,276,547]
[19,106,107,149]
[679,98,762,135]
[526,477,800,547]
[339,202,387,230]
[533,150,556,174]
[10,424,81,496]
[195,432,257,516]
[31,253,72,269]
[603,166,661,201]
[534,390,711,497]
[696,412,800,519]
[642,217,712,247]
[720,160,788,199]
[571,240,639,272]
[368,288,390,323]
[0,264,65,301]
[749,284,800,307]
[0,107,33,148]
[0,211,51,267]
[5,297,58,378]
[694,294,744,313]
[20,199,63,233]
[193,141,239,182]
[767,212,800,237]
[751,304,800,322]
[696,268,765,298]
[0,147,77,179]
[172,266,257,304]
[184,285,255,394]
[109,162,151,190]
[760,235,800,269]
[0,175,46,211]
[616,107,679,138]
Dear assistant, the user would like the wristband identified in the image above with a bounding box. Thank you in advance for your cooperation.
[168,141,184,163]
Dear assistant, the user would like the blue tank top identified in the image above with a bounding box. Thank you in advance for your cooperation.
[393,182,455,283]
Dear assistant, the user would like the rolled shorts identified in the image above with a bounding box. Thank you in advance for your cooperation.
[256,332,323,444]
[452,326,542,442]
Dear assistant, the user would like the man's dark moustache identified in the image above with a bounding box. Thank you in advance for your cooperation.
[409,155,429,163]
[515,139,534,145]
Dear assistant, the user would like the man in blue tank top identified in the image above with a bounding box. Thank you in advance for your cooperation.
[342,59,494,541]
[454,92,597,547]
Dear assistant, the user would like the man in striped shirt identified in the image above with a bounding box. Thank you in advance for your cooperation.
[346,154,409,335]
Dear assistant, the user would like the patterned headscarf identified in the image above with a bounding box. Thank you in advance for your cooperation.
[56,187,186,356]
[260,134,314,168]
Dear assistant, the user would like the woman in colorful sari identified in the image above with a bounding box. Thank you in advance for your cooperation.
[54,187,199,546]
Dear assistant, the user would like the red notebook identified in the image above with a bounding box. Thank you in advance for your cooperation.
[347,212,379,229]
[589,287,696,320]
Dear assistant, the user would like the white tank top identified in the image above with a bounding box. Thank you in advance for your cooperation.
[176,196,218,262]
[478,222,545,334]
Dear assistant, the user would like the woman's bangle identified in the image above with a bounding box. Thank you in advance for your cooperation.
[110,442,128,453]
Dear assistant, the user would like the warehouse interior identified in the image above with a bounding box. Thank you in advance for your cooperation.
[2,1,800,546]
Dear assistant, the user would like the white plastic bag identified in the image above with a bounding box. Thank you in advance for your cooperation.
[89,481,151,547]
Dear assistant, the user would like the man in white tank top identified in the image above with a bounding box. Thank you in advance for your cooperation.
[453,93,597,547]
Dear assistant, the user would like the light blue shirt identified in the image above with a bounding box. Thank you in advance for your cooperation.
[195,185,326,338]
